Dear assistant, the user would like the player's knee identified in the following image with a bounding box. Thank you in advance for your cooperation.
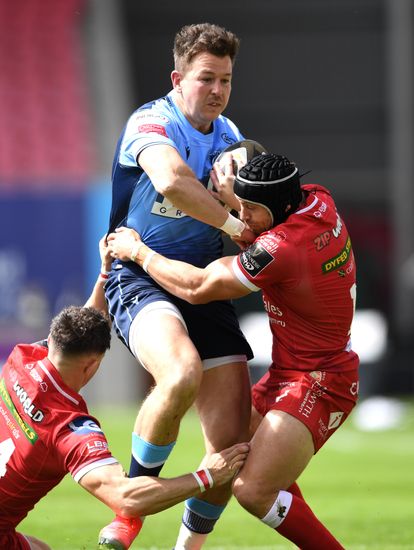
[160,364,202,409]
[232,475,267,517]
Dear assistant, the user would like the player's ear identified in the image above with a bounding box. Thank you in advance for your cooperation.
[171,70,182,91]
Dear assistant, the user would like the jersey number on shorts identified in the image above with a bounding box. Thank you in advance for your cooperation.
[0,437,16,478]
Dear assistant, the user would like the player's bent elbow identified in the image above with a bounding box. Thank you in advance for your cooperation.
[185,290,209,305]
[114,487,146,518]
[186,276,217,305]
[116,499,144,518]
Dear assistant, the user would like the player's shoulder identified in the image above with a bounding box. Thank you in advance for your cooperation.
[130,94,176,127]
[5,343,48,371]
[301,184,337,210]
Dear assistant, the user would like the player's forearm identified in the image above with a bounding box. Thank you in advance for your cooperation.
[84,235,112,314]
[162,171,229,227]
[83,465,211,518]
[136,245,209,304]
[163,174,245,238]
[84,275,109,313]
[118,473,207,517]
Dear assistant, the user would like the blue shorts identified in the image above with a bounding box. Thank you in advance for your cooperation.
[105,260,253,363]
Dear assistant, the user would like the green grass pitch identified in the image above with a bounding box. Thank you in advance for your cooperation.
[19,401,414,549]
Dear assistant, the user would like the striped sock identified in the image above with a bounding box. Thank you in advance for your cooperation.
[182,498,225,534]
[129,433,175,477]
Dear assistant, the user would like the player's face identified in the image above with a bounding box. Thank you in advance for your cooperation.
[239,201,273,235]
[172,52,233,133]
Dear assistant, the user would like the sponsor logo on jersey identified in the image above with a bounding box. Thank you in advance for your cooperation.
[221,133,236,145]
[0,378,38,443]
[86,439,110,454]
[299,380,326,419]
[12,380,44,422]
[313,201,327,218]
[309,371,325,382]
[240,242,273,277]
[321,236,352,274]
[135,112,170,125]
[314,214,343,251]
[137,123,168,138]
[318,417,328,440]
[275,388,291,403]
[314,231,331,251]
[263,298,283,317]
[332,213,343,238]
[260,232,286,254]
[25,364,48,392]
[350,381,359,396]
[68,416,103,436]
[151,193,187,218]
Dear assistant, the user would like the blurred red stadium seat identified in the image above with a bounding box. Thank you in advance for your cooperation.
[0,0,96,187]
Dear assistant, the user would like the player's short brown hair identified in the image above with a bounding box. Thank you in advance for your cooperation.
[173,22,240,72]
[49,306,111,356]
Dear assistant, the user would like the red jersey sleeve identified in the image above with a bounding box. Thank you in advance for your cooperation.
[233,230,298,291]
[55,415,118,482]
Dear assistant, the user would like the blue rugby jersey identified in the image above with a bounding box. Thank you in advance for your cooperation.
[108,91,243,265]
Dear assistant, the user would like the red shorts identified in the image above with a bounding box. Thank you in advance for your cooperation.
[252,366,359,452]
[0,531,31,550]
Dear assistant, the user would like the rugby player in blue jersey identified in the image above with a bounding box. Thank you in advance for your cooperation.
[99,22,259,550]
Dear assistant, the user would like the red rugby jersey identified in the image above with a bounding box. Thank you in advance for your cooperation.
[233,184,359,372]
[0,343,118,530]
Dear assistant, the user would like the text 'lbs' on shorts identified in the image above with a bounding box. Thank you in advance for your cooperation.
[105,261,253,362]
[252,366,359,452]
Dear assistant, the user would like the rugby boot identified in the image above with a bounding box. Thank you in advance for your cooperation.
[97,515,142,549]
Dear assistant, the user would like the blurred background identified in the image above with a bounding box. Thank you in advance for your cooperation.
[0,0,413,419]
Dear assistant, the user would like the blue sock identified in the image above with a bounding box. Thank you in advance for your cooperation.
[182,497,226,534]
[129,433,175,477]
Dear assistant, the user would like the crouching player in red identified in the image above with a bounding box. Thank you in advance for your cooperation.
[0,239,249,550]
[107,153,360,549]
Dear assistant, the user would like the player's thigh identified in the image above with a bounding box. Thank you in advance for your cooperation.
[237,410,314,495]
[133,310,202,383]
[195,361,251,451]
[249,404,264,438]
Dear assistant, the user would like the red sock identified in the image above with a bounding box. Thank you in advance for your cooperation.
[276,495,344,550]
[286,482,304,499]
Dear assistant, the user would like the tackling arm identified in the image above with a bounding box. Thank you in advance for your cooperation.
[79,442,249,518]
[107,227,251,304]
[84,236,112,314]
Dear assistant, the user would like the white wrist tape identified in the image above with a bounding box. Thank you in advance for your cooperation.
[192,469,214,492]
[219,213,245,237]
[142,250,157,273]
[130,241,145,263]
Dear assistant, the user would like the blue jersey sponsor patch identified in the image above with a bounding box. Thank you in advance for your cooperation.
[68,416,103,435]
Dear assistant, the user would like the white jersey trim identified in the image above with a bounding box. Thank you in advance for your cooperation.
[39,360,79,405]
[74,457,119,483]
[232,257,261,291]
[295,195,318,215]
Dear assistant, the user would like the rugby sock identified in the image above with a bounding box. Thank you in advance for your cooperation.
[286,481,304,499]
[261,491,344,549]
[129,433,175,477]
[174,498,226,549]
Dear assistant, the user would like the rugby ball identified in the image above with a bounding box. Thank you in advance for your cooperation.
[214,139,268,174]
